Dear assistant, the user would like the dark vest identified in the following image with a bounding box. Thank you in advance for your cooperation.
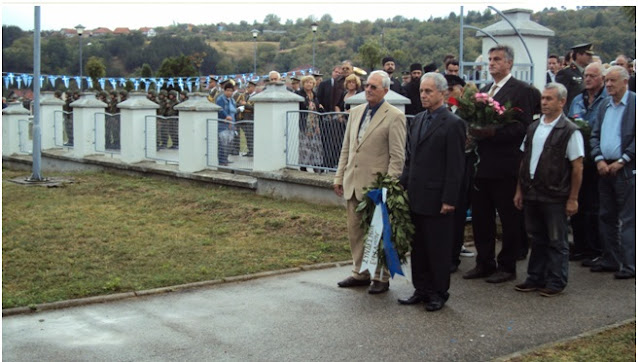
[520,115,579,203]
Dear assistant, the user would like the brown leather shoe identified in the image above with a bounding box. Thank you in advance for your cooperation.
[337,276,370,288]
[368,281,389,294]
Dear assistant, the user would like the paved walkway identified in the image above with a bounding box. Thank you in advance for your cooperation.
[2,257,635,361]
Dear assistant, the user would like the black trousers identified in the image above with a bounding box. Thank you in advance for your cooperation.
[471,177,522,273]
[452,151,476,266]
[570,161,601,257]
[410,212,453,300]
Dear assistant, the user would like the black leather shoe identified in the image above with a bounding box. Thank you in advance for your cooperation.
[569,252,587,261]
[514,282,541,292]
[614,270,635,279]
[425,299,445,312]
[398,293,425,305]
[590,264,619,273]
[337,276,370,288]
[368,281,389,294]
[581,257,601,268]
[486,271,516,283]
[463,266,496,279]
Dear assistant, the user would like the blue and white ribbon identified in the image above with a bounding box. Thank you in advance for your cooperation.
[360,188,404,278]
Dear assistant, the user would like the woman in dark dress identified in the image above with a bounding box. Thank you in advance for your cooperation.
[296,75,324,173]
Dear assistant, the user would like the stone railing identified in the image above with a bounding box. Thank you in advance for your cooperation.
[3,83,410,174]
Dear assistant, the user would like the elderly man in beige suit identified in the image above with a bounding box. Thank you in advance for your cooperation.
[333,70,407,294]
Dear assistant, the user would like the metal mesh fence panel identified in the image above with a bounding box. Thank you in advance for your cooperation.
[206,118,254,171]
[286,111,348,173]
[144,115,179,164]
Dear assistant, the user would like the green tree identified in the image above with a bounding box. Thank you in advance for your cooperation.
[2,25,24,48]
[156,55,198,77]
[86,57,107,90]
[357,39,383,71]
[140,63,153,78]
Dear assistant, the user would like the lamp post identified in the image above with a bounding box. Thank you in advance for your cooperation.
[251,29,259,75]
[75,24,85,90]
[311,22,318,69]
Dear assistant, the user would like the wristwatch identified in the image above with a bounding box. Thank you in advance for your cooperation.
[617,158,625,164]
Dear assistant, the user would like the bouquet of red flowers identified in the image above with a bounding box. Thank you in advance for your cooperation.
[450,87,521,129]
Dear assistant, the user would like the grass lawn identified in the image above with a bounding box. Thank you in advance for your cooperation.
[508,321,636,362]
[2,169,350,308]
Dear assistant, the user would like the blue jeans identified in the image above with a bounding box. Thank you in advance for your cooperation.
[598,167,636,274]
[523,201,569,290]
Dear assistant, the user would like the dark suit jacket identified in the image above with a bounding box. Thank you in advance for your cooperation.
[590,91,636,169]
[476,76,537,179]
[316,78,334,112]
[400,107,466,216]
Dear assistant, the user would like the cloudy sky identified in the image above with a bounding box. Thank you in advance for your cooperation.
[0,0,592,31]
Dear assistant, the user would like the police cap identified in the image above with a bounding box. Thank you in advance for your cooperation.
[571,43,594,55]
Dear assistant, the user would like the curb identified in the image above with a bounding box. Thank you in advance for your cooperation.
[493,318,637,361]
[2,261,351,317]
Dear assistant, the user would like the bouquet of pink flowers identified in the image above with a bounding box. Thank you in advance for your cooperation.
[451,87,521,129]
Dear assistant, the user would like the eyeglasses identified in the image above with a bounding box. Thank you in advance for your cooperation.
[364,83,378,90]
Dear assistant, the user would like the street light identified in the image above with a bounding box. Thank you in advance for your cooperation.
[311,22,318,69]
[251,29,259,75]
[75,24,85,90]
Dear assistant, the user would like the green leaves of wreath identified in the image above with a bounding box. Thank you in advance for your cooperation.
[355,173,414,268]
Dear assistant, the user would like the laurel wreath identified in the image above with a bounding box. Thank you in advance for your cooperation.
[355,173,414,268]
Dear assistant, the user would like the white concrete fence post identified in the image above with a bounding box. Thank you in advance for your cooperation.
[117,92,159,164]
[2,102,31,156]
[174,92,220,173]
[250,82,304,172]
[39,91,65,150]
[70,91,107,158]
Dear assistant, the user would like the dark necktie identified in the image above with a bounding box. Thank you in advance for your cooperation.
[419,113,432,139]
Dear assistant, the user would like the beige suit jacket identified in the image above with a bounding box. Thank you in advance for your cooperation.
[334,101,406,200]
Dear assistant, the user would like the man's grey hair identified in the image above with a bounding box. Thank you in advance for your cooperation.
[545,82,568,101]
[585,62,604,75]
[268,70,281,80]
[369,70,391,89]
[488,44,515,62]
[421,72,448,93]
[605,65,630,80]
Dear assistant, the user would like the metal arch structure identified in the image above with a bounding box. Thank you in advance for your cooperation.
[459,5,535,85]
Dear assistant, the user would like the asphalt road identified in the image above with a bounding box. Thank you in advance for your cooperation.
[2,257,635,361]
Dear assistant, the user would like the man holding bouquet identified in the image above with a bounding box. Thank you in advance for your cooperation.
[464,45,538,284]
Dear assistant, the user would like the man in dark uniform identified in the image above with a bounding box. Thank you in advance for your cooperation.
[207,76,221,103]
[106,90,119,149]
[382,56,405,96]
[290,77,301,92]
[165,90,180,149]
[156,90,168,149]
[401,71,411,87]
[556,43,594,113]
[63,90,80,146]
[241,80,257,157]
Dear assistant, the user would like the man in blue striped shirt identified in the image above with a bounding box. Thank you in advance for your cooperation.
[589,65,636,279]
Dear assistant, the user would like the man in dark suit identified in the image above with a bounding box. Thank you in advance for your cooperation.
[398,72,466,311]
[317,65,341,112]
[463,44,537,284]
[589,65,636,279]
